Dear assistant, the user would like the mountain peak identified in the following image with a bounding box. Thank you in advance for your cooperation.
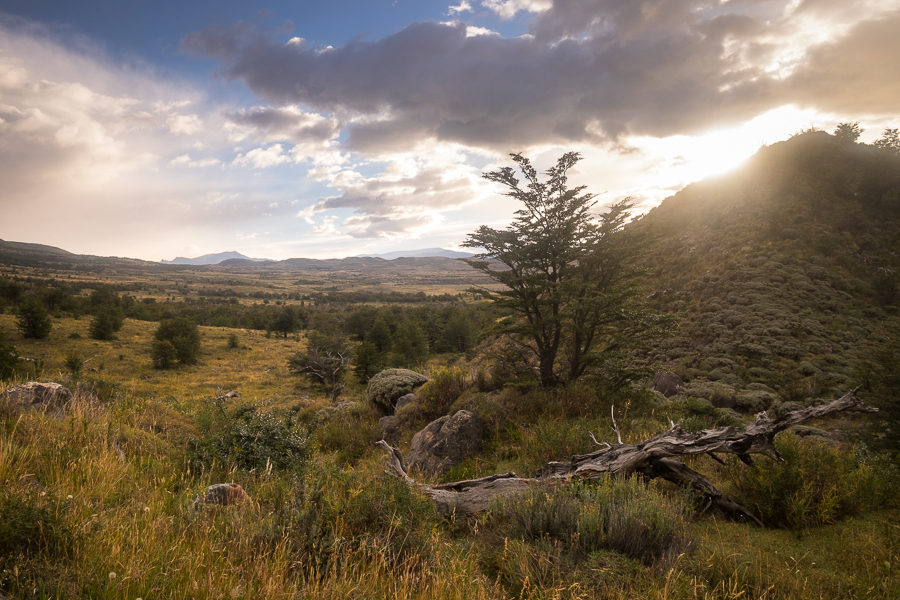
[160,251,265,265]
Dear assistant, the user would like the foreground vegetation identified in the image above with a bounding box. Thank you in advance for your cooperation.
[1,379,896,599]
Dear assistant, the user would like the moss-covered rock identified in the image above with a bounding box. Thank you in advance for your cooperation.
[366,368,428,414]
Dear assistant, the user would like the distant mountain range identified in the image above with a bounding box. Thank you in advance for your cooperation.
[160,251,267,266]
[158,247,474,265]
[356,247,474,260]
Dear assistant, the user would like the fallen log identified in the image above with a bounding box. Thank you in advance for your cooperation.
[378,387,876,522]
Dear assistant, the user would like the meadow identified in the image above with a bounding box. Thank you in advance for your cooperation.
[1,308,897,599]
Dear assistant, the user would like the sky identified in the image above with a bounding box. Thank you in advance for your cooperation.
[1,0,898,261]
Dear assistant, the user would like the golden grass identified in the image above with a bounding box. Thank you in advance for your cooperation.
[0,314,310,402]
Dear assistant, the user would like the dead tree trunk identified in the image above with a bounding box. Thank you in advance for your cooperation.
[378,388,876,522]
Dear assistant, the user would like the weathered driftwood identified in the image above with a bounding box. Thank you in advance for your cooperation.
[378,388,876,522]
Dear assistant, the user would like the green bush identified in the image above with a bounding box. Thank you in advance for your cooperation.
[418,366,469,419]
[152,317,200,368]
[189,403,309,473]
[16,298,51,339]
[479,477,690,567]
[253,457,439,569]
[0,491,74,562]
[726,433,897,529]
[0,334,18,380]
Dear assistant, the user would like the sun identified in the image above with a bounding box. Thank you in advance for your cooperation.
[632,105,827,187]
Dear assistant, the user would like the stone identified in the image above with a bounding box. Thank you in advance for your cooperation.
[193,483,252,509]
[406,410,483,478]
[366,369,428,414]
[2,382,73,414]
[378,415,402,445]
[652,372,683,397]
[394,392,417,412]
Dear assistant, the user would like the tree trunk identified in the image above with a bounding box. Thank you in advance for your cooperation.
[378,388,875,522]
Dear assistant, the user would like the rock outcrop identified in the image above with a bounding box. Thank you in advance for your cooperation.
[366,369,428,414]
[406,410,484,477]
[2,382,73,414]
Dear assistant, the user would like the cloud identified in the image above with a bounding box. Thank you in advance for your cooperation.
[225,105,340,143]
[233,143,292,168]
[448,1,474,15]
[298,143,492,239]
[481,0,551,19]
[183,1,900,153]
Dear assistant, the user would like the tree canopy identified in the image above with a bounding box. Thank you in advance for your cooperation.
[464,152,659,387]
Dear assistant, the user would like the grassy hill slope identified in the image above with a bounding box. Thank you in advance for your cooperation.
[631,131,900,445]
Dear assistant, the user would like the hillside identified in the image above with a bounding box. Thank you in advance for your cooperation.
[632,131,900,444]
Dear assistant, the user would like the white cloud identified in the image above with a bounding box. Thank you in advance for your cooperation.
[233,144,291,168]
[480,0,551,19]
[448,1,473,15]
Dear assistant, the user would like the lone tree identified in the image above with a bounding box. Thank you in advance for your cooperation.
[289,331,350,401]
[88,288,124,340]
[152,317,200,368]
[16,298,52,339]
[833,121,862,143]
[464,152,656,387]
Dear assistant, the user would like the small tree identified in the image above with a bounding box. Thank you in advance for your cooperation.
[464,152,657,388]
[152,317,200,368]
[366,316,392,353]
[270,306,302,338]
[874,128,900,154]
[391,320,428,367]
[834,121,862,143]
[353,340,382,384]
[289,331,350,401]
[16,298,52,339]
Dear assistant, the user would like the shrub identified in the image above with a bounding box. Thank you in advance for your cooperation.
[152,317,200,367]
[88,309,121,340]
[366,368,428,414]
[189,403,309,473]
[150,339,177,369]
[227,332,239,349]
[418,367,469,418]
[16,298,51,339]
[0,335,17,380]
[726,433,897,529]
[480,477,690,567]
[0,491,74,562]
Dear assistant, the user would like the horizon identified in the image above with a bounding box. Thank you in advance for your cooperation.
[1,1,898,261]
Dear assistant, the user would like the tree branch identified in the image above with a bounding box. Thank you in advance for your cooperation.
[379,389,875,521]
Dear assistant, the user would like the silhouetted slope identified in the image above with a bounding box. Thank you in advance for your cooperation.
[631,131,900,445]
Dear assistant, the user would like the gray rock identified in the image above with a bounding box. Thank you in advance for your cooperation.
[378,415,402,445]
[2,382,73,414]
[366,369,428,414]
[652,372,683,397]
[394,392,417,412]
[407,410,483,478]
[791,425,849,446]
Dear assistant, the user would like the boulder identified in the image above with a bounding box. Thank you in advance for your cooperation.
[406,410,483,478]
[366,369,428,414]
[394,392,417,413]
[378,415,402,445]
[652,372,683,397]
[2,382,73,414]
[193,483,252,509]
